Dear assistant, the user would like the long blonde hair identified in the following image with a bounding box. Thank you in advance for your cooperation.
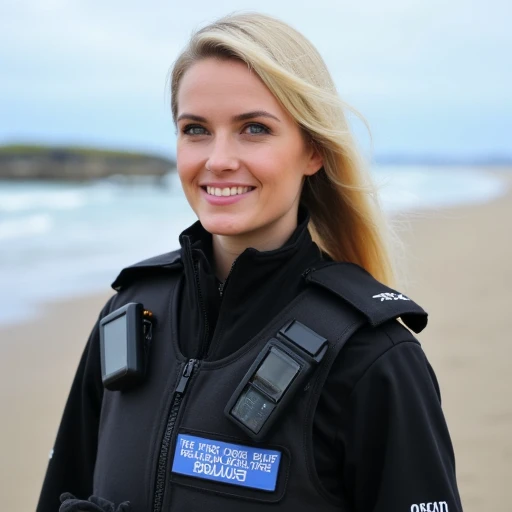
[170,12,396,286]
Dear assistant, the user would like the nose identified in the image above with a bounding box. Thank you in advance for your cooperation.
[205,135,240,174]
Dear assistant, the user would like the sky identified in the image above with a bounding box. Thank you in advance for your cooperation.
[1,0,511,160]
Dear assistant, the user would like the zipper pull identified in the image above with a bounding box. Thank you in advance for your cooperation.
[142,319,153,355]
[218,281,224,297]
[143,319,153,341]
[176,359,196,394]
[302,267,315,280]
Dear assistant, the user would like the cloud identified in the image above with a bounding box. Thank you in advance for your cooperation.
[1,0,510,153]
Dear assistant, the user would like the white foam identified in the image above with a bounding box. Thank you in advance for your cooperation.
[374,166,508,213]
[0,189,88,213]
[0,167,509,327]
[0,214,53,241]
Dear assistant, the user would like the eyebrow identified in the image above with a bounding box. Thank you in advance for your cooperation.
[176,110,281,123]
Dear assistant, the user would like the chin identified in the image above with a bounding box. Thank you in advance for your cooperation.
[199,215,251,237]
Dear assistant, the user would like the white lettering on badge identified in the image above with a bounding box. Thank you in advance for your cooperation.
[411,502,449,512]
[193,461,247,482]
[373,292,410,302]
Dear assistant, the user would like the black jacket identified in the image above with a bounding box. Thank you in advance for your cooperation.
[37,210,463,512]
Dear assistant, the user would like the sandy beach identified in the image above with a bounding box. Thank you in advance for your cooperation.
[1,168,511,511]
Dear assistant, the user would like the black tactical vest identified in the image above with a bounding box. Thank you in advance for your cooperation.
[94,255,427,512]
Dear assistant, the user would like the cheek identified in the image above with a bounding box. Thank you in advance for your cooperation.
[250,146,293,183]
[261,136,308,175]
[255,151,306,192]
[176,146,199,184]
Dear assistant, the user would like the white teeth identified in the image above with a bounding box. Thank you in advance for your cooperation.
[205,186,252,197]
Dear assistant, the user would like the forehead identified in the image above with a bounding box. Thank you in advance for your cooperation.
[177,58,284,117]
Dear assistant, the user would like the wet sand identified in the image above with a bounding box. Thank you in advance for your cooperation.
[1,169,511,511]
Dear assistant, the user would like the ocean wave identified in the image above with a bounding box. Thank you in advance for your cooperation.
[0,189,89,213]
[0,166,508,326]
[374,166,507,213]
[0,214,53,241]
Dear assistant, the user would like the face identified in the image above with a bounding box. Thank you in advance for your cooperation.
[176,58,322,247]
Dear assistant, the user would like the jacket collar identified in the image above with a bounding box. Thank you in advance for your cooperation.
[111,249,182,291]
[111,206,315,291]
[176,205,323,359]
[177,205,313,275]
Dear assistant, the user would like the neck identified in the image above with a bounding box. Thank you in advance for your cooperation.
[212,216,299,281]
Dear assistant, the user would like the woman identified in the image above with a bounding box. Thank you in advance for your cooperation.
[37,12,463,512]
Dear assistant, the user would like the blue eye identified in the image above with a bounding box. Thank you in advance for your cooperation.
[183,125,207,136]
[245,123,270,135]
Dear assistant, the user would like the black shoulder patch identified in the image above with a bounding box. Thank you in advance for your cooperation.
[111,249,182,291]
[305,262,428,333]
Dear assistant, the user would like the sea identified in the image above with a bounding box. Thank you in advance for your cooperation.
[0,166,508,326]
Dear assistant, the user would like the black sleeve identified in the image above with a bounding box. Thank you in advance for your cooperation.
[36,297,115,512]
[342,341,463,512]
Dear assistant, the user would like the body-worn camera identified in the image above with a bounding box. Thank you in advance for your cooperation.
[99,303,153,391]
[225,320,328,441]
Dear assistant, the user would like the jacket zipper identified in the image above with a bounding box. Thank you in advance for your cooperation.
[152,358,197,512]
[193,258,211,358]
[218,258,238,298]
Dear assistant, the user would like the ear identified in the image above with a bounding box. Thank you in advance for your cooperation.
[304,142,323,177]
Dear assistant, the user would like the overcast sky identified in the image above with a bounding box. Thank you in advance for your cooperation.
[1,0,511,159]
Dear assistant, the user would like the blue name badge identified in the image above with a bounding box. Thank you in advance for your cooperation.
[172,434,282,492]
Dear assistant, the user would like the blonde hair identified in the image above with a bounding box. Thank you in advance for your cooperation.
[170,12,397,286]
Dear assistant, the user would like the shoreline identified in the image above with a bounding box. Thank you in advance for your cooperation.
[0,165,507,329]
[1,169,511,511]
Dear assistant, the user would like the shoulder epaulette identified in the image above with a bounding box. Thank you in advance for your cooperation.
[111,249,182,291]
[305,262,428,333]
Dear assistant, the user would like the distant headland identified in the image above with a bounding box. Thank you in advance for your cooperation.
[0,144,176,181]
[1,144,510,182]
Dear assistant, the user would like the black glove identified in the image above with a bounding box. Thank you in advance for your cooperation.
[59,493,131,512]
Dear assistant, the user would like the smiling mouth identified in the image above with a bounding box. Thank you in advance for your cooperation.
[202,186,255,197]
